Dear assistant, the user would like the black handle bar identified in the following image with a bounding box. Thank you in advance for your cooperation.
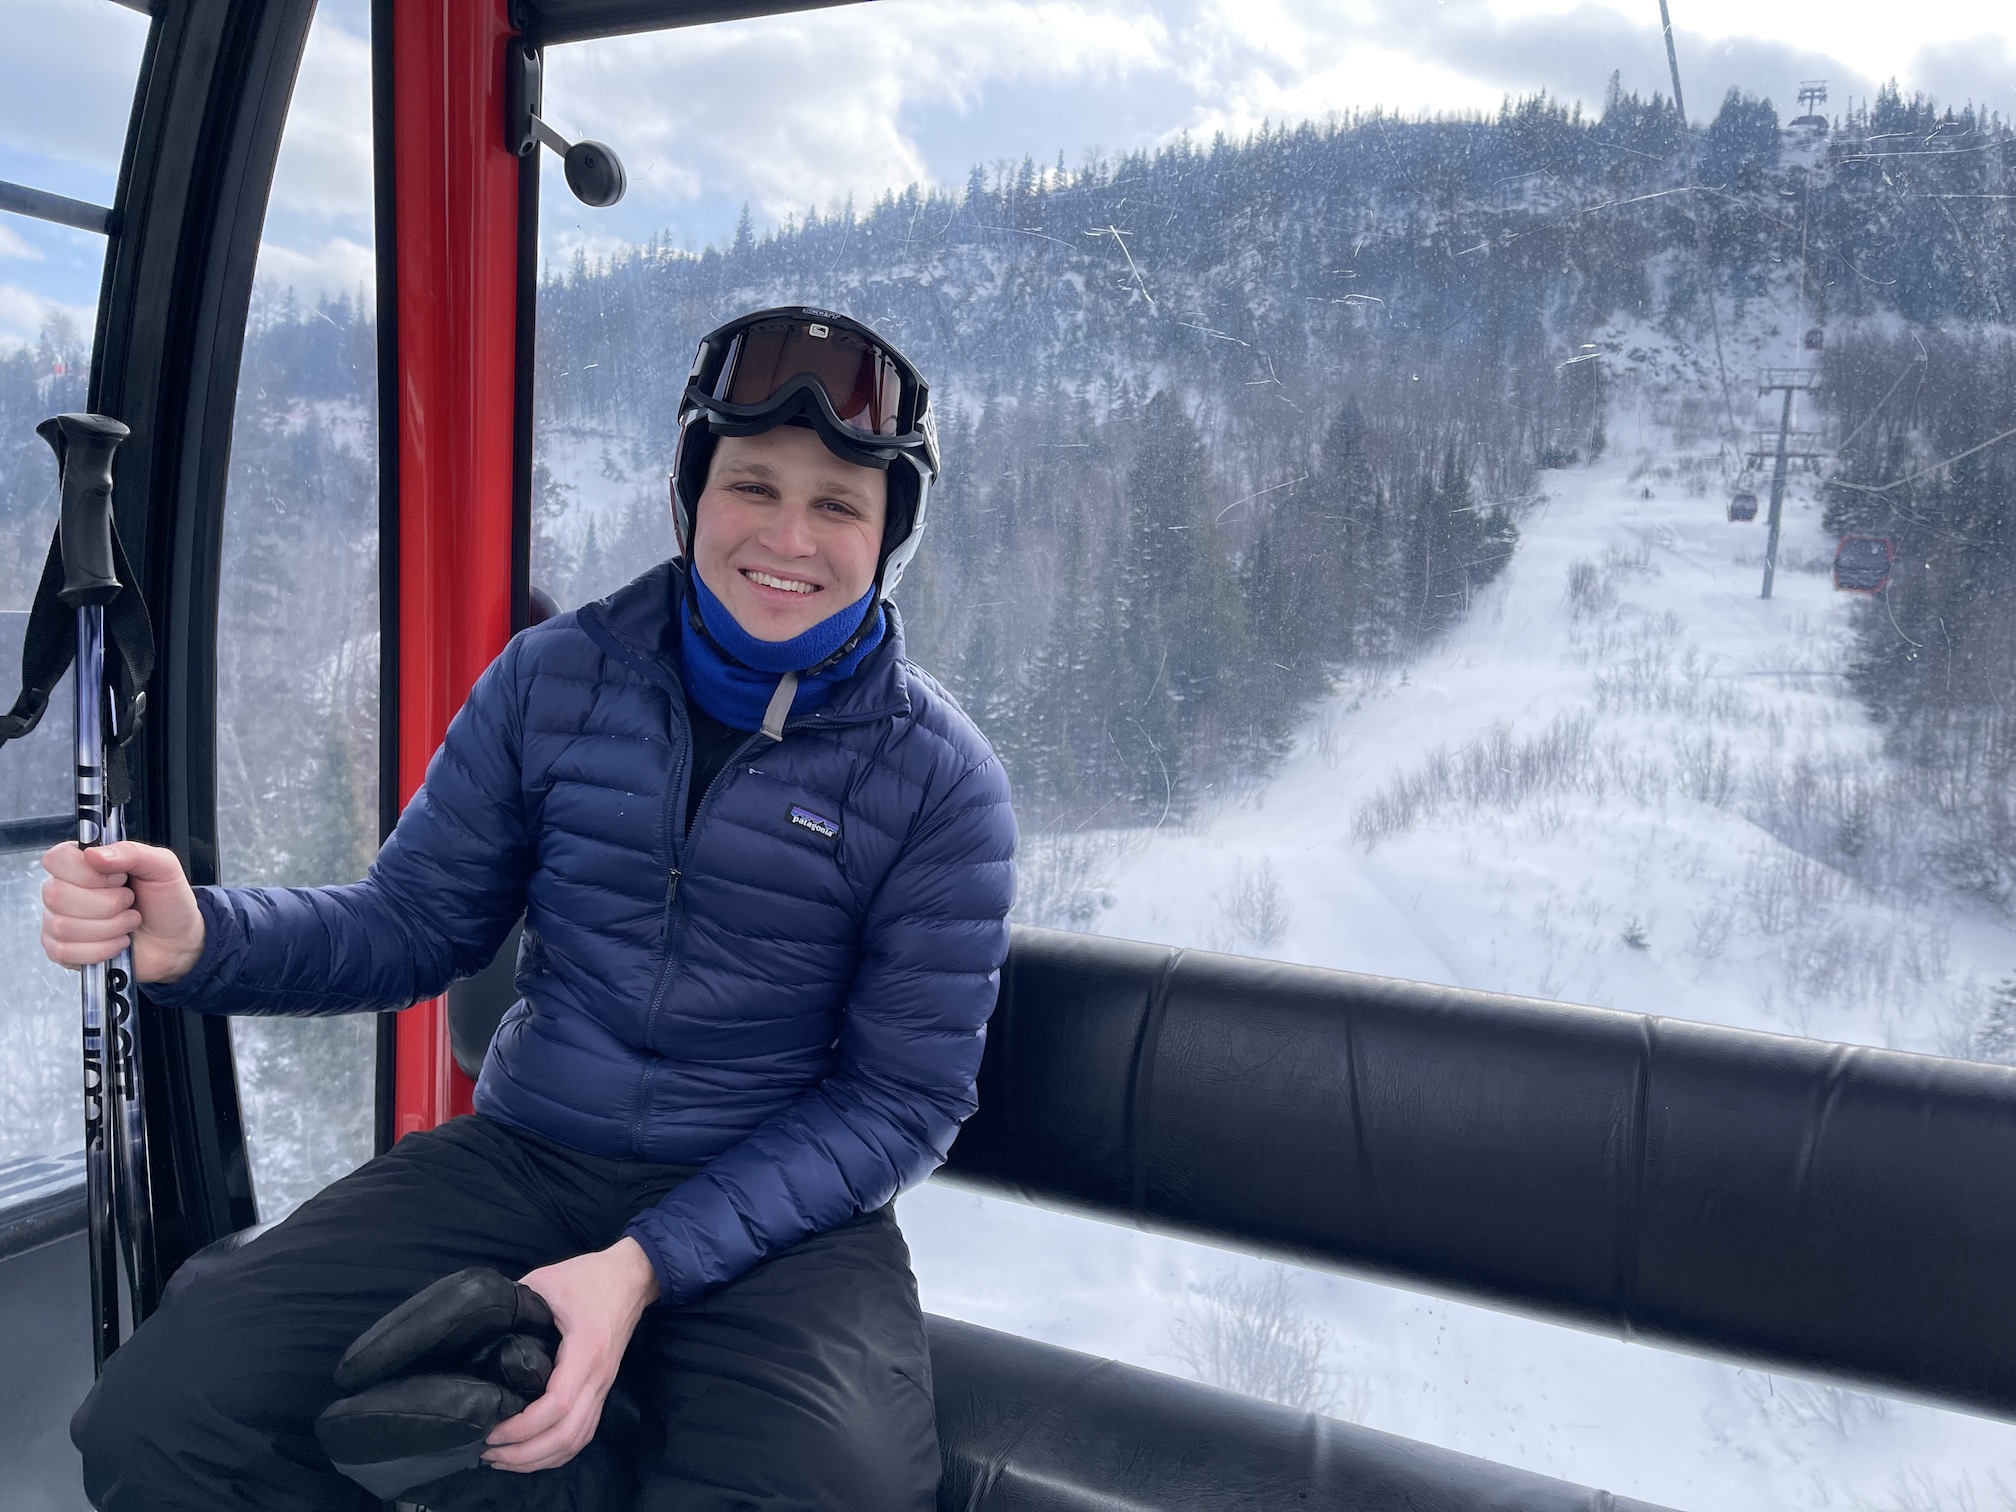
[36,412,131,608]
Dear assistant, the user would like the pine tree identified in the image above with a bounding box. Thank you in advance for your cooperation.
[1351,484,1399,662]
[1019,500,1120,821]
[1399,448,1515,644]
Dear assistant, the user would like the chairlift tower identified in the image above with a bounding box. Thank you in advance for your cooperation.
[1792,80,1829,129]
[1749,368,1826,599]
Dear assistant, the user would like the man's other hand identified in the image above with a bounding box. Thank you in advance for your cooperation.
[41,841,206,984]
[483,1237,661,1473]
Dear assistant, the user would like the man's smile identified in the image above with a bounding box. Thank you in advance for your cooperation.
[741,568,820,596]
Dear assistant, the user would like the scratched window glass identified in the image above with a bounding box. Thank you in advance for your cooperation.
[531,5,2016,1506]
[0,0,151,1191]
[213,0,380,1224]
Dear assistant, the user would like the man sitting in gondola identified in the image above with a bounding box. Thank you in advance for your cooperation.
[40,307,1017,1512]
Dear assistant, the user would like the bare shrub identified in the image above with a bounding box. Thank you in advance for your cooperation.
[1897,922,1951,989]
[1011,830,1136,931]
[1975,976,2016,1065]
[1675,733,1735,807]
[1780,921,1896,1015]
[1354,713,1597,844]
[1849,1466,2016,1512]
[1739,844,1860,943]
[1312,716,1343,771]
[1736,1370,1894,1439]
[1170,1265,1364,1419]
[1689,899,1736,965]
[1602,539,1654,576]
[1589,624,1682,713]
[1564,557,1617,621]
[1213,859,1289,952]
[1744,752,1933,905]
[1740,849,1797,937]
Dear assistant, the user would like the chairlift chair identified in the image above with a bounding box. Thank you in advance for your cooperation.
[1834,534,1896,593]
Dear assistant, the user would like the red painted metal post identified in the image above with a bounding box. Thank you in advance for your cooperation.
[390,0,521,1137]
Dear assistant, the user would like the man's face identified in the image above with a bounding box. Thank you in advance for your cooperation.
[689,426,889,643]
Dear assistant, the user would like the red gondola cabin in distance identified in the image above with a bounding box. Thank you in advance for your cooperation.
[1834,534,1896,593]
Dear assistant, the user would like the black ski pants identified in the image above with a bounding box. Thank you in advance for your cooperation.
[71,1114,941,1512]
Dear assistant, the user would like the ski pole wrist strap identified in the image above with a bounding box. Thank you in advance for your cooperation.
[0,453,155,809]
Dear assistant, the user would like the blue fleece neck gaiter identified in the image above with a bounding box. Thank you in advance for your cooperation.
[678,567,886,731]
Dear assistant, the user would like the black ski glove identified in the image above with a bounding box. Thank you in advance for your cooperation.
[334,1266,559,1393]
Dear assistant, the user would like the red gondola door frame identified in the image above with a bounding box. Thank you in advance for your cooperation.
[385,0,524,1138]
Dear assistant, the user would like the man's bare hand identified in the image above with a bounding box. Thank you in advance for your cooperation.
[483,1237,661,1473]
[41,841,206,984]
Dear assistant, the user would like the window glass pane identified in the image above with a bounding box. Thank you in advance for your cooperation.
[0,0,149,1198]
[535,4,2016,1504]
[1,0,150,214]
[0,618,73,1173]
[215,0,378,1224]
[0,856,78,1177]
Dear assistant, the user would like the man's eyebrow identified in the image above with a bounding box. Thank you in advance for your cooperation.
[717,456,874,504]
[812,476,874,502]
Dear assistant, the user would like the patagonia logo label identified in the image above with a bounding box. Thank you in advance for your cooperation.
[789,805,840,840]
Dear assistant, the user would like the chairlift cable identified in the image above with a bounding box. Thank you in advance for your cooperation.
[1831,424,2016,494]
[1830,338,1928,457]
[1655,0,1742,465]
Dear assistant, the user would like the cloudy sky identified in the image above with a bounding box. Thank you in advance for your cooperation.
[2,0,2010,348]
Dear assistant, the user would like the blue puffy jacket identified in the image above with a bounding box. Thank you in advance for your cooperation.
[152,563,1018,1304]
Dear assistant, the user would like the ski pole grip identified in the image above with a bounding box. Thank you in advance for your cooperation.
[37,413,131,608]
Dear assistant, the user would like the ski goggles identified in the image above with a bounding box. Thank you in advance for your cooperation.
[682,308,937,473]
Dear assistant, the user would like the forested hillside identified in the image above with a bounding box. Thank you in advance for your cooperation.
[530,81,2013,830]
[2,82,2010,850]
[1822,329,2016,912]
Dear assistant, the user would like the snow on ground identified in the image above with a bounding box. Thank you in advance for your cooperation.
[1084,403,2000,1052]
[901,397,2016,1512]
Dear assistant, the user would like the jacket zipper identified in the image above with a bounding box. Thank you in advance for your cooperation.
[628,712,689,1155]
[631,712,767,1151]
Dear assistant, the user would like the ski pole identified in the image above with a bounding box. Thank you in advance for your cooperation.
[102,674,158,1326]
[40,412,154,1363]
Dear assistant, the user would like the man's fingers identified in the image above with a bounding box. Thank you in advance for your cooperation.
[42,875,136,920]
[483,1397,598,1471]
[42,907,137,941]
[41,843,120,888]
[484,1346,605,1471]
[42,908,142,943]
[43,840,183,887]
[40,876,142,934]
[485,1425,590,1473]
[106,842,187,884]
[485,1389,568,1447]
[41,928,131,968]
